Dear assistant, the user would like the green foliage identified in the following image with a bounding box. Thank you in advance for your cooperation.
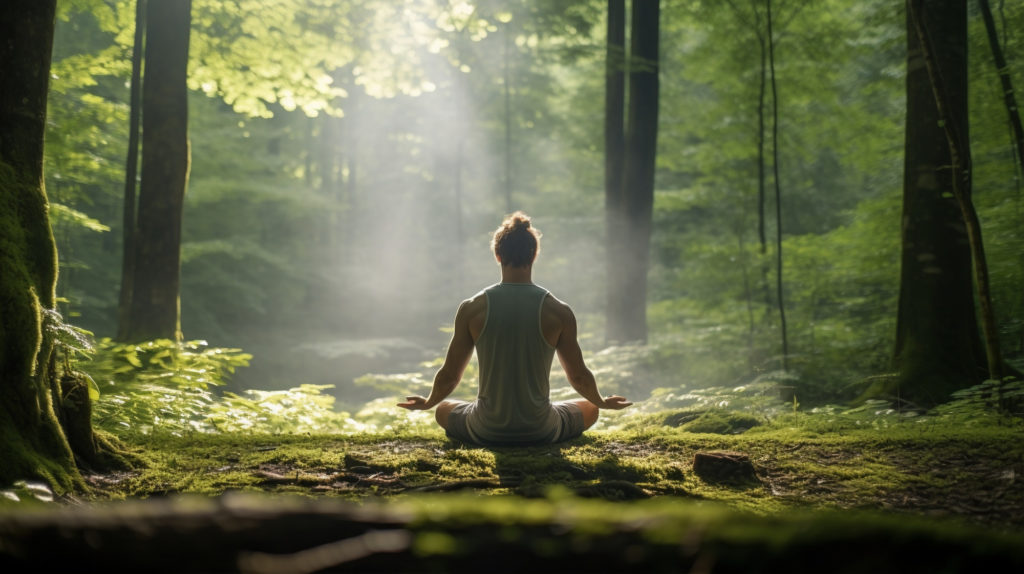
[48,203,110,233]
[42,307,94,360]
[934,379,1024,420]
[83,338,252,434]
[208,384,351,434]
[81,338,439,436]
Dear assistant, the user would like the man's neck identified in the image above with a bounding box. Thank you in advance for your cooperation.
[500,265,533,284]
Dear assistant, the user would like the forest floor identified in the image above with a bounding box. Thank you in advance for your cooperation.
[82,422,1024,529]
[3,418,1024,572]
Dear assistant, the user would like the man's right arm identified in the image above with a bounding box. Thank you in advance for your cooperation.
[554,303,631,410]
[398,299,475,410]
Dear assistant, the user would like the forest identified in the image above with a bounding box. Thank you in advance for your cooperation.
[1,0,1024,571]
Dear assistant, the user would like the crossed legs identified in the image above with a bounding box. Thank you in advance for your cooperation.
[435,399,599,431]
[435,400,460,430]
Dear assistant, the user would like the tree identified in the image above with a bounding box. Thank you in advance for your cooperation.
[766,0,790,371]
[120,0,193,342]
[116,0,146,341]
[0,0,81,489]
[606,0,660,344]
[876,0,985,406]
[604,0,627,344]
[978,0,1024,178]
[908,0,1006,386]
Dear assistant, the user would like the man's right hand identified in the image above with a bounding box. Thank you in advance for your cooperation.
[599,395,632,409]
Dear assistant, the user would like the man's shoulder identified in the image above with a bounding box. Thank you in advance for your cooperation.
[460,291,488,316]
[541,292,574,321]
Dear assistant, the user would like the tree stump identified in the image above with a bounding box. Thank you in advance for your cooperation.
[692,451,759,484]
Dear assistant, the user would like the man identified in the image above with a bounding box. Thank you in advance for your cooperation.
[398,212,631,445]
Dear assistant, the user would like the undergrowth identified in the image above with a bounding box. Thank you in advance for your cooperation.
[71,335,1023,440]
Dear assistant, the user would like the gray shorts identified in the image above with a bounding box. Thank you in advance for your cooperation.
[444,401,586,446]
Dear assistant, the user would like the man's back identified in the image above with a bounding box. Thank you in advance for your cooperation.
[465,283,560,443]
[464,286,569,348]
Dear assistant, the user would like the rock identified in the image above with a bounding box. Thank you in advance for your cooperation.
[692,450,759,484]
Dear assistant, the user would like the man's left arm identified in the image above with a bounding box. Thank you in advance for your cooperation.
[398,301,475,410]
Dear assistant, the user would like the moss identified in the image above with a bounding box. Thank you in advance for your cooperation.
[675,409,763,434]
[0,411,80,493]
[0,156,80,491]
[1,493,1022,571]
[78,420,1020,529]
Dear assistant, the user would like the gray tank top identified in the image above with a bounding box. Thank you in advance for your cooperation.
[466,282,560,443]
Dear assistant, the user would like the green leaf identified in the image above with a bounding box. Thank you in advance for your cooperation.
[125,353,143,368]
[84,373,101,401]
[49,203,111,232]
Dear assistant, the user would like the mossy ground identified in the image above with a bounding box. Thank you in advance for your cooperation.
[76,419,1024,529]
[3,417,1023,571]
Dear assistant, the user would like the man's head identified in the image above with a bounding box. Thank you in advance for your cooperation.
[491,211,541,268]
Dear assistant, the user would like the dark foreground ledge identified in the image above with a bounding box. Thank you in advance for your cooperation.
[1,493,1022,573]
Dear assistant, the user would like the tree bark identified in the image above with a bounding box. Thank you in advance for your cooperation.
[454,139,465,295]
[767,0,789,370]
[978,0,1024,177]
[116,0,147,341]
[0,0,81,490]
[604,0,627,345]
[878,0,986,406]
[503,22,514,213]
[124,0,192,342]
[755,8,768,257]
[616,0,660,344]
[908,0,1003,383]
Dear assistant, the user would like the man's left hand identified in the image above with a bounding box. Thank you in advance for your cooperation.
[599,395,633,409]
[397,395,430,410]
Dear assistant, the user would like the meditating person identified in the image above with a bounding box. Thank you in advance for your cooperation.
[397,211,631,445]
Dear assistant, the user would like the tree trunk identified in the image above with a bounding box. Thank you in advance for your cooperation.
[0,0,81,490]
[755,18,775,314]
[978,0,1024,176]
[767,0,789,370]
[878,0,985,406]
[909,0,1004,384]
[604,0,627,345]
[116,0,147,341]
[503,22,514,213]
[616,0,660,344]
[454,139,465,295]
[123,0,192,342]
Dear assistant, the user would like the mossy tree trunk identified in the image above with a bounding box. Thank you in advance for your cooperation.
[121,0,192,342]
[0,0,82,490]
[882,0,985,406]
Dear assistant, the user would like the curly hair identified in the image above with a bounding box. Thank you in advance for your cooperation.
[491,211,541,268]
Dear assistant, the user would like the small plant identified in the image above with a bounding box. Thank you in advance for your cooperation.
[42,308,101,400]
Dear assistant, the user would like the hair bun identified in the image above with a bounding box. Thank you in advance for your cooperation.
[510,212,531,230]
